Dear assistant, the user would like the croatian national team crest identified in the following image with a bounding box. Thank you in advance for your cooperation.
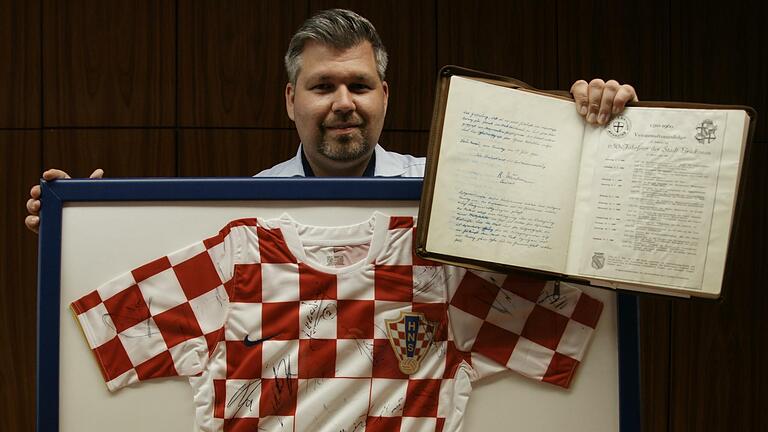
[385,312,434,374]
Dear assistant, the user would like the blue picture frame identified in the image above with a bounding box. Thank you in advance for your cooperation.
[37,178,641,431]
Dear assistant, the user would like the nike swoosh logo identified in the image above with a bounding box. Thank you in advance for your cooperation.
[243,334,275,347]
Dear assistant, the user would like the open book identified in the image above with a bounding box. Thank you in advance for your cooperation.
[415,66,755,298]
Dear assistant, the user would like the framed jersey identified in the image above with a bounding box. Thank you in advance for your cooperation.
[37,178,641,432]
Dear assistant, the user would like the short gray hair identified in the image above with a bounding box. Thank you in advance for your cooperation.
[285,9,388,85]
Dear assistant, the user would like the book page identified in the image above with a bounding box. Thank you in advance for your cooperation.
[426,76,585,272]
[567,107,746,292]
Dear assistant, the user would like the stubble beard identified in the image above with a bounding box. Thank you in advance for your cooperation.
[317,126,372,162]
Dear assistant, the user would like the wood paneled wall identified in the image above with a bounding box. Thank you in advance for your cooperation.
[1,1,765,431]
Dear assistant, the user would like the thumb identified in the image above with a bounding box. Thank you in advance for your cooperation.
[42,169,72,181]
[89,169,104,179]
[570,79,589,116]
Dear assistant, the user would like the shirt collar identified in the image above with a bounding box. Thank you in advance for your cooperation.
[372,144,409,177]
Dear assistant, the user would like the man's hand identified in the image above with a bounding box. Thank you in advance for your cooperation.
[570,79,638,125]
[25,168,104,234]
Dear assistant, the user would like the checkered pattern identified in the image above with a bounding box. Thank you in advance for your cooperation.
[72,214,602,431]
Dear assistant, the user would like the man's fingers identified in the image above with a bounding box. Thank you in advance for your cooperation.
[570,80,589,115]
[25,215,39,234]
[573,78,639,123]
[612,84,638,114]
[26,198,40,215]
[40,167,103,180]
[586,79,605,124]
[598,80,620,125]
[42,169,71,181]
[27,167,81,236]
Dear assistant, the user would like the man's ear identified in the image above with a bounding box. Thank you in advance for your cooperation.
[382,80,389,111]
[285,82,295,121]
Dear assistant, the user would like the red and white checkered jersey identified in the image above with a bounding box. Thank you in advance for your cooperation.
[71,213,603,432]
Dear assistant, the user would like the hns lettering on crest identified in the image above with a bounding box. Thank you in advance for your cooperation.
[385,312,434,374]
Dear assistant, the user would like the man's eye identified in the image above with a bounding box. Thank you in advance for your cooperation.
[312,84,332,91]
[349,84,371,92]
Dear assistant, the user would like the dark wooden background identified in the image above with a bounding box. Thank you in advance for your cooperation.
[1,1,766,431]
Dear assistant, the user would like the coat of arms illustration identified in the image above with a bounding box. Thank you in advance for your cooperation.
[385,311,434,374]
[591,252,605,270]
[695,119,717,144]
[607,115,631,138]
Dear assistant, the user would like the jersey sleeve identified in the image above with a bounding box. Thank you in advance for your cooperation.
[70,223,241,392]
[446,269,603,388]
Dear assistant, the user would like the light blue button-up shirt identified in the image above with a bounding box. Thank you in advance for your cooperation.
[255,144,426,177]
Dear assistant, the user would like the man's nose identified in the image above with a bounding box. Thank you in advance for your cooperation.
[331,86,355,114]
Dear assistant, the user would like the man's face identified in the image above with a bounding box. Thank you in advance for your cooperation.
[286,40,388,175]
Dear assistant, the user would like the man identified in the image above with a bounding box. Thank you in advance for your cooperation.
[25,8,637,230]
[32,10,638,431]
